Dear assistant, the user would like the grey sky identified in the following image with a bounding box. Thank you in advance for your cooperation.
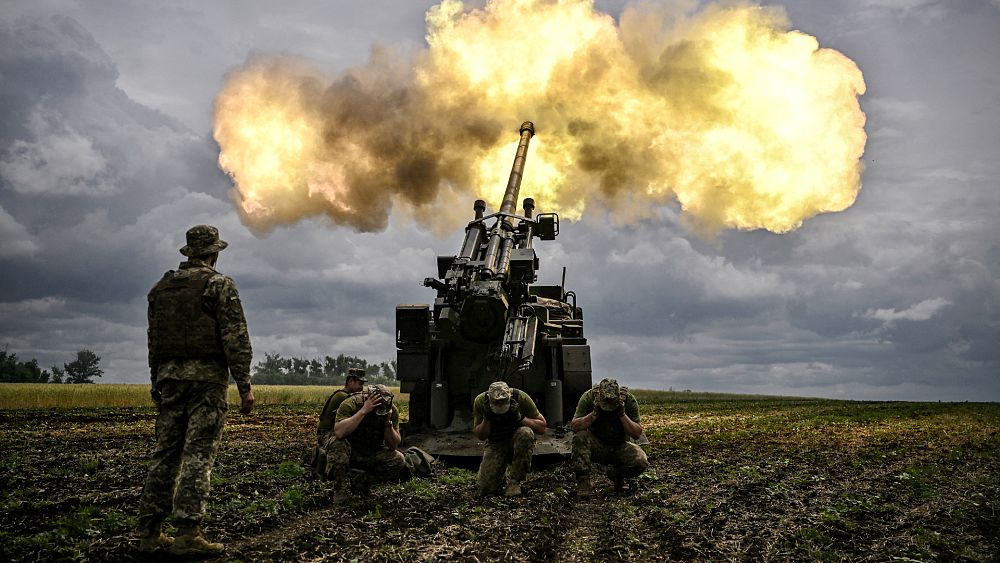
[0,0,997,400]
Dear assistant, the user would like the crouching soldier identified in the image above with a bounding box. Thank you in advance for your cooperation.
[570,378,648,498]
[473,381,547,497]
[312,368,367,477]
[328,384,405,497]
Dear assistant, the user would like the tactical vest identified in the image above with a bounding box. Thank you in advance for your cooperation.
[347,394,390,453]
[148,268,224,362]
[323,389,351,418]
[488,389,523,442]
[318,389,351,438]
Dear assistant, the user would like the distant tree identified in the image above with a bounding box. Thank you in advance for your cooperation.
[0,348,49,383]
[0,348,17,382]
[21,358,48,383]
[255,353,285,377]
[323,355,337,378]
[290,357,310,377]
[64,349,103,384]
[50,365,65,384]
[251,352,397,386]
[382,360,397,381]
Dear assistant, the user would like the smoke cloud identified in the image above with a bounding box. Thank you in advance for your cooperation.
[214,0,866,235]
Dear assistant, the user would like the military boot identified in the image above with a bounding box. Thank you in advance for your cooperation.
[576,475,593,499]
[611,472,625,493]
[138,531,174,553]
[169,526,224,556]
[331,482,351,505]
[504,481,523,497]
[349,469,371,498]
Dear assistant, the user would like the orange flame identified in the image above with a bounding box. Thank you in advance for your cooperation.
[214,0,866,235]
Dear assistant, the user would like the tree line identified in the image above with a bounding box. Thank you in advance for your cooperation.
[1,347,398,386]
[0,348,104,384]
[250,353,398,386]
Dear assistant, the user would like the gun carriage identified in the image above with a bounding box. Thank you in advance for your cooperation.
[396,122,592,456]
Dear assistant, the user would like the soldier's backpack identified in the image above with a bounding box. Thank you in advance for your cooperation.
[308,445,328,479]
[402,446,435,478]
[308,445,434,480]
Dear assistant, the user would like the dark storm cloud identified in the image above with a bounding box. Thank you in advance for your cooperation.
[543,213,790,340]
[0,11,222,303]
[0,1,997,400]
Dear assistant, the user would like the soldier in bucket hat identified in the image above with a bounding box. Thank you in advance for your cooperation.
[180,224,229,256]
[328,383,406,498]
[569,378,648,498]
[472,381,547,497]
[138,225,254,555]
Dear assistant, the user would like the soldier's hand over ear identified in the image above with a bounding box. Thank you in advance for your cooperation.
[360,393,383,415]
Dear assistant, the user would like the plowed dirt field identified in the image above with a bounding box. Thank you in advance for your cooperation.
[2,391,998,561]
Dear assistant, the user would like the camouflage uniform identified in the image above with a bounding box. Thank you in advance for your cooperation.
[572,381,648,486]
[473,383,541,495]
[137,225,252,543]
[327,388,405,491]
[313,369,366,478]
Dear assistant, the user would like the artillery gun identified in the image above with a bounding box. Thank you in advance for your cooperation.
[396,122,592,455]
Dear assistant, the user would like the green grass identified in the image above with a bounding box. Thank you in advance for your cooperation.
[0,383,405,409]
[439,467,477,486]
[262,460,309,481]
[386,478,440,500]
[80,455,100,473]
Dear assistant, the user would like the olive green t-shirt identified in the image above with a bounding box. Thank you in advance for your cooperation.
[317,389,351,441]
[472,388,540,427]
[472,388,540,442]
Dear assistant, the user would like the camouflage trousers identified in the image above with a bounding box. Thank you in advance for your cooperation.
[478,426,536,495]
[137,380,227,532]
[325,438,405,490]
[571,430,648,479]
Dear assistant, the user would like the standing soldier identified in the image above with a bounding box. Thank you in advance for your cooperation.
[312,367,367,477]
[137,225,254,555]
[570,378,648,498]
[328,384,405,497]
[473,381,547,497]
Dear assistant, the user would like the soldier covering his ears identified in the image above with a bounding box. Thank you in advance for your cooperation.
[313,367,367,477]
[473,381,547,497]
[570,378,648,498]
[328,383,406,497]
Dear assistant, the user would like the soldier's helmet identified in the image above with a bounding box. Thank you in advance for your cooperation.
[595,378,623,411]
[346,367,367,382]
[487,381,512,414]
[369,384,394,416]
[180,225,228,257]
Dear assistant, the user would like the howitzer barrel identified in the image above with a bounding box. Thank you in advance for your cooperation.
[499,122,535,215]
[484,121,535,276]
